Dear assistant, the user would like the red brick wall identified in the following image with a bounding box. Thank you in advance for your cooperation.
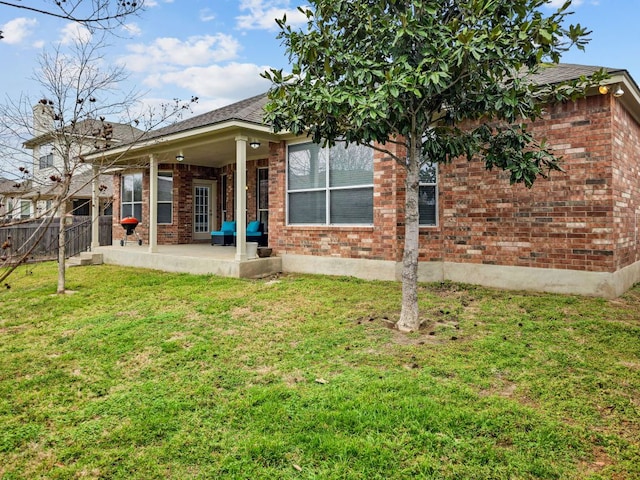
[156,164,217,244]
[268,94,636,274]
[216,158,268,226]
[611,98,640,269]
[424,94,616,272]
[112,170,149,244]
[268,141,402,261]
[113,160,267,246]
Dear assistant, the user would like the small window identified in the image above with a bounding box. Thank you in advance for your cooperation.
[157,171,173,224]
[256,168,269,232]
[121,172,143,221]
[20,200,31,219]
[221,174,228,222]
[39,144,54,169]
[419,162,437,226]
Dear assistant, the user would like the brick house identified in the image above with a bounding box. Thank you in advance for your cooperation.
[88,64,640,297]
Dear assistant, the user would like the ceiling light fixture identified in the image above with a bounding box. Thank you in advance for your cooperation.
[249,140,261,149]
[175,151,184,162]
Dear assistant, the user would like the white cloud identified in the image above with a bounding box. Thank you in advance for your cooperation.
[1,18,38,45]
[199,8,216,22]
[120,34,241,73]
[146,62,271,101]
[58,23,92,45]
[121,22,142,37]
[236,0,308,31]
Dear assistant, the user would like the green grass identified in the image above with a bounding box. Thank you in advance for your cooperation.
[0,263,638,479]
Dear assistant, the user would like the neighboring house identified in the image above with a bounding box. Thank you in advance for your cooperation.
[17,101,142,220]
[86,64,640,298]
[0,176,33,221]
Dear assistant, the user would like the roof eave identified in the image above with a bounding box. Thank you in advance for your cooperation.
[84,118,278,163]
[593,71,640,125]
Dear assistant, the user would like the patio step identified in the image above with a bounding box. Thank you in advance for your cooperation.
[67,251,104,268]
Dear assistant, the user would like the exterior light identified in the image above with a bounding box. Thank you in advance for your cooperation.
[175,152,184,162]
[613,86,625,98]
[249,140,261,149]
[598,85,609,95]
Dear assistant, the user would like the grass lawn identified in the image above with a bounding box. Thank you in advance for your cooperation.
[0,262,638,479]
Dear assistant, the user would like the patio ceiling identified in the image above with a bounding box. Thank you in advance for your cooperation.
[88,120,279,169]
[139,128,273,168]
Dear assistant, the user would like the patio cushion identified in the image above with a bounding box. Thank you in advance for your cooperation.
[212,221,236,235]
[247,221,261,233]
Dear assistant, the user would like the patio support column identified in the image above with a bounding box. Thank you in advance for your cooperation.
[90,164,100,250]
[148,154,158,253]
[235,135,248,262]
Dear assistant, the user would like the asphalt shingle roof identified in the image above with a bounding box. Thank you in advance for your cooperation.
[93,63,632,146]
[141,93,269,141]
[527,63,625,85]
[24,119,143,148]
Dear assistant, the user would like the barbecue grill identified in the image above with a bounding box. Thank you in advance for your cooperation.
[120,217,143,246]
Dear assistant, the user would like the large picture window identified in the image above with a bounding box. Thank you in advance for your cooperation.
[287,142,373,225]
[157,171,173,224]
[419,162,437,226]
[121,172,142,221]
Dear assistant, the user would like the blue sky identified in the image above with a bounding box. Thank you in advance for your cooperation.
[0,0,638,118]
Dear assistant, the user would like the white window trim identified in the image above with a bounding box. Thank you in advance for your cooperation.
[220,173,228,222]
[419,162,438,227]
[256,167,269,231]
[38,144,54,170]
[121,172,143,221]
[157,171,173,225]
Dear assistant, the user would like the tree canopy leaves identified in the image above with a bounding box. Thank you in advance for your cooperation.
[262,0,606,331]
[263,0,605,185]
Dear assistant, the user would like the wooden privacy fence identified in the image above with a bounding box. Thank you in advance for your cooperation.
[0,216,112,262]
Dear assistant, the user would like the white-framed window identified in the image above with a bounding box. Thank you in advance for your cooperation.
[220,174,228,222]
[287,142,373,225]
[38,143,54,169]
[121,172,143,221]
[20,200,31,219]
[256,167,269,232]
[419,162,438,226]
[6,200,14,219]
[157,171,173,224]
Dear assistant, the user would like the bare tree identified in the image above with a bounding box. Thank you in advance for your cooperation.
[0,0,144,39]
[0,34,196,293]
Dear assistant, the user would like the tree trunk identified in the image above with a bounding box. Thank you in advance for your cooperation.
[397,138,421,332]
[57,200,67,294]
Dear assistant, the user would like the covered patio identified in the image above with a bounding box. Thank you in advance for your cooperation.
[95,243,281,278]
[84,94,281,277]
